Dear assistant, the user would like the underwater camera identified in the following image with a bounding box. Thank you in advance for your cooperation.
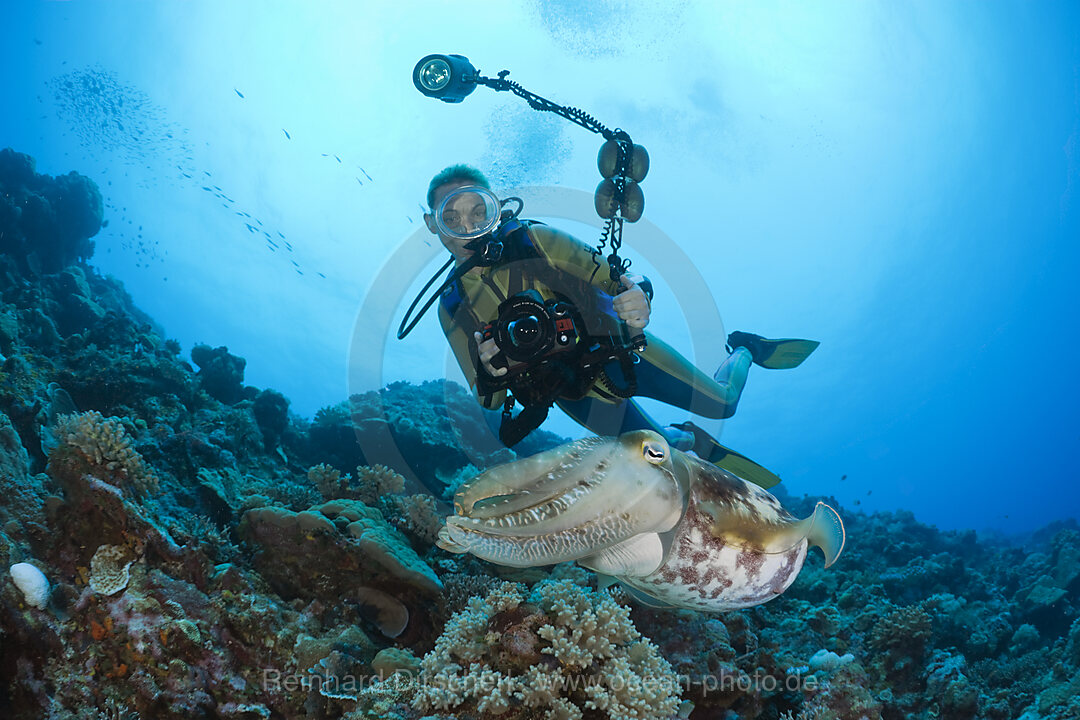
[481,290,582,375]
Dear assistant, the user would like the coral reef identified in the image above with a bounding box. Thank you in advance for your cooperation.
[0,149,1077,720]
[0,148,102,274]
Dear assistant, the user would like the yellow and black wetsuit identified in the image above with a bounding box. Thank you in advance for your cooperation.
[437,222,754,443]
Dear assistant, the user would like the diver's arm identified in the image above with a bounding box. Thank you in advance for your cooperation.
[439,305,507,409]
[529,224,653,328]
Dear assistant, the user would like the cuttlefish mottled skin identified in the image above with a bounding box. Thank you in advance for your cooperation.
[438,430,845,611]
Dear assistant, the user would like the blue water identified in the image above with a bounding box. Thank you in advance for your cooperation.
[2,1,1077,534]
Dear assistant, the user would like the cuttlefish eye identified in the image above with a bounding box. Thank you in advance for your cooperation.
[642,440,666,464]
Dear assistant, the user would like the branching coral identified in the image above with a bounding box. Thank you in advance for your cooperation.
[308,463,346,500]
[867,603,933,688]
[411,580,682,720]
[385,493,443,545]
[307,462,406,505]
[48,410,158,496]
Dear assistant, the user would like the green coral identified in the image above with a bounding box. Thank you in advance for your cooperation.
[239,499,442,598]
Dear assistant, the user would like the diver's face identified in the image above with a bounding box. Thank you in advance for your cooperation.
[425,182,491,260]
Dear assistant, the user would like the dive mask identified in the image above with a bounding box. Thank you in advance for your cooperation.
[435,185,503,240]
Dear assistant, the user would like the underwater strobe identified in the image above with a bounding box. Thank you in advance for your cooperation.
[411,53,650,349]
[412,54,478,103]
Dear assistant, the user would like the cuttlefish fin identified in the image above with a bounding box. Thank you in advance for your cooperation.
[798,501,846,568]
[699,500,845,567]
[596,574,619,591]
[618,582,681,609]
[578,533,665,577]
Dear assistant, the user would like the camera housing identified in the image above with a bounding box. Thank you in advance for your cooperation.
[481,290,581,375]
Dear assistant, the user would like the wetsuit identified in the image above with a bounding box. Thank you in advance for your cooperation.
[437,222,753,444]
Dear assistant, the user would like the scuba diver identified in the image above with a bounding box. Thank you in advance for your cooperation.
[412,163,819,488]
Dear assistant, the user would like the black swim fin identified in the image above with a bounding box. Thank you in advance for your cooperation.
[670,421,783,489]
[727,331,820,369]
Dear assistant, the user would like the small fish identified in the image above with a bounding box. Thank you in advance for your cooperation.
[284,242,293,251]
[245,224,257,233]
[356,177,363,185]
[334,155,342,163]
[317,272,326,278]
[235,89,245,98]
[406,215,412,223]
[361,168,373,181]
[866,490,872,496]
[201,186,212,192]
[34,39,42,46]
[204,171,211,177]
[840,474,847,481]
[277,231,285,239]
[283,129,291,139]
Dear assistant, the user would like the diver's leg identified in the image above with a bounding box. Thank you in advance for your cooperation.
[556,397,694,450]
[627,334,753,419]
[669,419,783,488]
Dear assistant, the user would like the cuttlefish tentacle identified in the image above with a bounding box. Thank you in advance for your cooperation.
[454,436,609,518]
[439,431,685,566]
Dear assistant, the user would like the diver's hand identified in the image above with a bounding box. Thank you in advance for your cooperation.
[474,331,507,377]
[614,274,651,329]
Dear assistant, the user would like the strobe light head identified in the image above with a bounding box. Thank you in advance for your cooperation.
[413,54,478,103]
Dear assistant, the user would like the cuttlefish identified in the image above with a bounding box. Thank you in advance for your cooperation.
[437,430,845,611]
